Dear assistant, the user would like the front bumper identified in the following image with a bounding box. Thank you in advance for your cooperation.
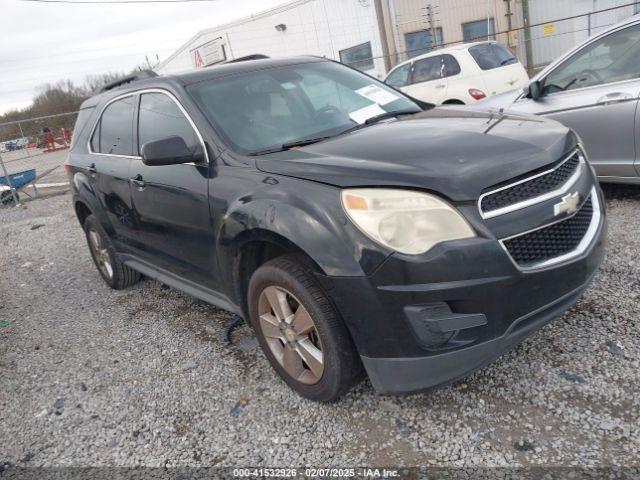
[317,191,606,394]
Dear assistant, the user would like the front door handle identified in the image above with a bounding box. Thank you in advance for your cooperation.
[130,174,146,189]
[87,163,97,174]
[596,92,635,105]
[435,84,446,89]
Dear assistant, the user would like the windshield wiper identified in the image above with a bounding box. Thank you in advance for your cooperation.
[338,108,421,136]
[363,108,421,125]
[247,135,332,156]
[282,135,333,149]
[247,109,420,156]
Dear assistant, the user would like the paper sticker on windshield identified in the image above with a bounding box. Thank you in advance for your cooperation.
[349,103,386,124]
[355,85,400,106]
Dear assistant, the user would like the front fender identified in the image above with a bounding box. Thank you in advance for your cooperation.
[216,174,389,280]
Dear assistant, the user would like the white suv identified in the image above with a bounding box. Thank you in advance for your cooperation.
[384,41,529,105]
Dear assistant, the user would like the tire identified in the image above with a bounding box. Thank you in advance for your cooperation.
[83,214,141,290]
[248,255,363,402]
[0,191,19,206]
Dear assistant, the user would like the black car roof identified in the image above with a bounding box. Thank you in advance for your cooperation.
[80,56,326,109]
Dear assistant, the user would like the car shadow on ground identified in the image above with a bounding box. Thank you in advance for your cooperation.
[600,183,640,201]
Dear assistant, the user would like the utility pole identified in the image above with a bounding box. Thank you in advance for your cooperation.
[521,0,534,74]
[487,0,491,40]
[374,0,392,72]
[425,4,438,49]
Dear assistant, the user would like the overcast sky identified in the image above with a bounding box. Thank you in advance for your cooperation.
[0,0,290,115]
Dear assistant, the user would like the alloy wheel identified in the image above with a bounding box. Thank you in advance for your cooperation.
[88,228,114,279]
[257,285,324,385]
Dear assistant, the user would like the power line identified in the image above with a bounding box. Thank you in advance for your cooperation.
[20,0,221,3]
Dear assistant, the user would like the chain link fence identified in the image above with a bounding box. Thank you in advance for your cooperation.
[374,1,638,73]
[0,112,77,207]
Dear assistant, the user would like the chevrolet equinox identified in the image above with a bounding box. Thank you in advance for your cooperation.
[66,56,606,402]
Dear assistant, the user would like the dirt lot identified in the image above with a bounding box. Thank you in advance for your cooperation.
[1,149,70,188]
[0,186,638,469]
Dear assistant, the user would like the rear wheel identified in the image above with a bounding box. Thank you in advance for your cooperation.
[83,214,141,290]
[248,256,362,402]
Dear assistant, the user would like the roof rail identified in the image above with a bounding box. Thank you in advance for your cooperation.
[225,54,270,64]
[99,70,159,93]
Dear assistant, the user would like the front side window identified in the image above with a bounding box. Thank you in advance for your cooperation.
[462,19,495,42]
[138,93,199,154]
[543,23,640,94]
[385,63,412,88]
[468,43,516,70]
[339,42,374,71]
[405,28,443,58]
[412,56,444,83]
[91,97,135,156]
[188,61,419,155]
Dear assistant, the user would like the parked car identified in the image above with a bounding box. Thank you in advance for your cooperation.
[473,16,640,184]
[384,41,529,105]
[66,56,605,402]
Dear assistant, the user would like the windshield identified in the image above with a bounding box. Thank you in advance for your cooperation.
[188,61,420,155]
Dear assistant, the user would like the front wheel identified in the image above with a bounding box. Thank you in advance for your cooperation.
[248,256,362,402]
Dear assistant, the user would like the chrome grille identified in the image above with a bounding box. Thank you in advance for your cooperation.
[501,189,600,270]
[480,150,582,217]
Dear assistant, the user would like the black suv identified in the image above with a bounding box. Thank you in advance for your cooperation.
[66,57,606,402]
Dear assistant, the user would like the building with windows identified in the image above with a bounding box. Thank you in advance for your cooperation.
[380,0,514,64]
[155,0,391,79]
[156,0,639,78]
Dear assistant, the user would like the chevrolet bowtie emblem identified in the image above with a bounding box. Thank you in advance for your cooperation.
[554,192,580,216]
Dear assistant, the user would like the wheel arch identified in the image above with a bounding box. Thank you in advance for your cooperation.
[229,229,326,319]
[74,199,93,226]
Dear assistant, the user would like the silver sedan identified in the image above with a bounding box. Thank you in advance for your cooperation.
[473,15,640,184]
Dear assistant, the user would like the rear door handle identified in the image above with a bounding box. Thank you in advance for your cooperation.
[87,163,97,174]
[435,84,446,89]
[130,174,146,189]
[596,92,635,105]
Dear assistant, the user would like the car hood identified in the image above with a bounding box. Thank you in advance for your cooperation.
[256,107,577,202]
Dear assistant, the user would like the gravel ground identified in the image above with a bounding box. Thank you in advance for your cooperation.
[1,149,69,186]
[0,186,639,469]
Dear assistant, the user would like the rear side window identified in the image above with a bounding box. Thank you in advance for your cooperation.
[138,93,199,154]
[442,54,462,77]
[468,43,517,70]
[70,107,94,150]
[90,97,135,156]
[385,63,412,88]
[412,56,443,83]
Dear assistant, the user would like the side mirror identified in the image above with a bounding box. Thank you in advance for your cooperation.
[526,80,544,101]
[141,136,204,166]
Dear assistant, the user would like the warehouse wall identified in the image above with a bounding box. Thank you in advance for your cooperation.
[515,0,636,69]
[156,0,388,78]
[388,0,512,64]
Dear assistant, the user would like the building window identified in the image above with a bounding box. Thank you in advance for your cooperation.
[339,42,374,71]
[405,28,443,58]
[462,19,496,42]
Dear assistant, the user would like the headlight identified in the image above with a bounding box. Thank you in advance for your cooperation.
[341,188,475,255]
